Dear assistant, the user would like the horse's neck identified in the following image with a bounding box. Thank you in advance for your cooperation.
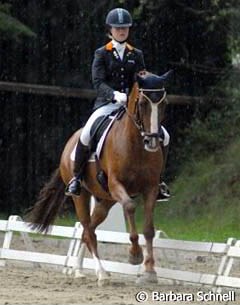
[117,112,143,154]
[122,82,143,145]
[107,83,143,153]
[128,82,139,114]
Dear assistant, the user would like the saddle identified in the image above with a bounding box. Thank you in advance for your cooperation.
[90,116,111,153]
[89,106,125,193]
[89,106,125,153]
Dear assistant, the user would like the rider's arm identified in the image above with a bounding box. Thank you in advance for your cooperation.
[92,48,114,103]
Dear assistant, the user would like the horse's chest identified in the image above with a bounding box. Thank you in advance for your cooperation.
[119,166,154,187]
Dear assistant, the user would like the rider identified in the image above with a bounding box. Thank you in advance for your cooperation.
[65,8,170,200]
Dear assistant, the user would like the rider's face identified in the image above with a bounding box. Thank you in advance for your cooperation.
[110,27,129,42]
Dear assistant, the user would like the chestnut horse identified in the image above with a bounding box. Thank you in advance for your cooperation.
[27,72,170,286]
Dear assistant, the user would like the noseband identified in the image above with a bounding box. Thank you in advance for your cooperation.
[126,87,167,152]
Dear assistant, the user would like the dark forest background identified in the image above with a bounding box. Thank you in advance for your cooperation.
[0,0,238,214]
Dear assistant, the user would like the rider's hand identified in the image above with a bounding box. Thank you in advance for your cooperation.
[113,91,127,105]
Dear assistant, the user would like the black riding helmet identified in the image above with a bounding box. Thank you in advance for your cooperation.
[106,8,132,28]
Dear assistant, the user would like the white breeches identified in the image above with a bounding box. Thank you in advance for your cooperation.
[80,102,121,146]
[80,102,170,147]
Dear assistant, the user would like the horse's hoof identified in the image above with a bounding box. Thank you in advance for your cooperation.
[62,267,74,276]
[97,277,110,287]
[74,269,86,279]
[128,251,144,265]
[136,271,158,285]
[97,270,111,287]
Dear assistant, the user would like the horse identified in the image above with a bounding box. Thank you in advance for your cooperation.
[26,71,171,286]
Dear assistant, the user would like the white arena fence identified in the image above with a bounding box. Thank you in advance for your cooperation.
[0,215,240,292]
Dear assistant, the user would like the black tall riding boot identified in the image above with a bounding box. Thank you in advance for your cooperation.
[156,144,171,201]
[65,139,90,196]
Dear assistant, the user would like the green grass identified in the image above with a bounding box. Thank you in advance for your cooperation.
[150,137,240,242]
[54,214,78,227]
[134,202,239,242]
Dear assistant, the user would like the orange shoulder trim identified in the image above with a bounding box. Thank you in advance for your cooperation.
[105,41,113,51]
[105,41,134,51]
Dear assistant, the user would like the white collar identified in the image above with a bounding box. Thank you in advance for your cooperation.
[111,39,126,51]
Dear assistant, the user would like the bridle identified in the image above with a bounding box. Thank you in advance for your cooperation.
[125,87,167,152]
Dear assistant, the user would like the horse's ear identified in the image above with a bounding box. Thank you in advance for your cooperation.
[158,69,174,82]
[152,69,174,88]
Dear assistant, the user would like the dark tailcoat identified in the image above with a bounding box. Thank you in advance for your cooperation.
[92,41,145,109]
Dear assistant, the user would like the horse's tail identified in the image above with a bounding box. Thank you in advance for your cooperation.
[25,168,68,233]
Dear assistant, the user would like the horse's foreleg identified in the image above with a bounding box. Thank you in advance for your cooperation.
[127,205,144,265]
[108,179,143,265]
[137,188,158,284]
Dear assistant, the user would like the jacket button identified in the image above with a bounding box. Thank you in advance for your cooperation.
[121,68,124,71]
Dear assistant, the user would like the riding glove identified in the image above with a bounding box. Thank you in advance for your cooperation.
[113,91,127,105]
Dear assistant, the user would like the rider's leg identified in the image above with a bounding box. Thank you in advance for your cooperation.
[157,126,170,201]
[65,102,121,197]
[65,139,90,196]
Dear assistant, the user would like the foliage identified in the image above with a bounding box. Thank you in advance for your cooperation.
[0,2,36,40]
[172,68,240,171]
[165,1,240,180]
[131,0,233,92]
[0,0,234,90]
[219,2,240,59]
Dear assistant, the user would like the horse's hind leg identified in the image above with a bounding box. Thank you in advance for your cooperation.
[88,199,115,286]
[108,179,143,265]
[75,194,113,286]
[71,188,91,279]
[90,198,115,230]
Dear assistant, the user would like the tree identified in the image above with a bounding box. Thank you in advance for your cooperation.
[0,2,36,41]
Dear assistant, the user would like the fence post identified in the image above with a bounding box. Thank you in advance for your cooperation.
[215,238,238,293]
[62,221,84,277]
[0,216,15,266]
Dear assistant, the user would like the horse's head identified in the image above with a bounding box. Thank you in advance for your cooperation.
[128,70,173,152]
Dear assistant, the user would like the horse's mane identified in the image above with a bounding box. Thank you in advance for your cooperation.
[129,82,139,100]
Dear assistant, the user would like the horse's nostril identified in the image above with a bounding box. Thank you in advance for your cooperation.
[143,137,150,144]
